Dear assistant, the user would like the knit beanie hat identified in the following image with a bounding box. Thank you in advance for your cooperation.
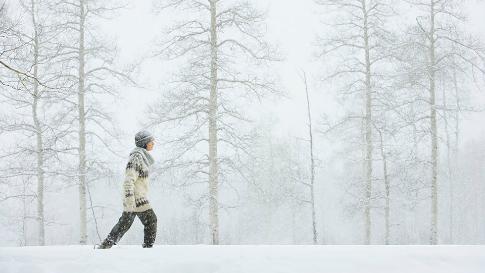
[135,130,154,148]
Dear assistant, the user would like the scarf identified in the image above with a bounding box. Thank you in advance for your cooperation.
[130,146,155,167]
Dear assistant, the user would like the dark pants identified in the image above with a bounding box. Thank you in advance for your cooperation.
[101,209,157,248]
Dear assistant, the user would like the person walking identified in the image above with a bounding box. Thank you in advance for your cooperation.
[97,130,157,249]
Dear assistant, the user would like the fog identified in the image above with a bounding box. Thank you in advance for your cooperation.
[1,0,485,247]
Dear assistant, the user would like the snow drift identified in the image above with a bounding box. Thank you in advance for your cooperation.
[1,245,484,273]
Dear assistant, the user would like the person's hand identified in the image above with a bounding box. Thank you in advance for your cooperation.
[124,196,135,211]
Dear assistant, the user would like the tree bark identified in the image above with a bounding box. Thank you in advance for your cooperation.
[303,71,318,244]
[208,0,219,245]
[30,0,45,246]
[78,0,88,245]
[429,0,439,245]
[362,0,373,245]
[378,130,390,244]
[447,66,460,243]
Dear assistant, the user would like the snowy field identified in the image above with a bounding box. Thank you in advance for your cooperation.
[1,245,484,273]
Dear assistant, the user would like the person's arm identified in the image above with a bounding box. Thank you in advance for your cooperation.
[123,154,141,211]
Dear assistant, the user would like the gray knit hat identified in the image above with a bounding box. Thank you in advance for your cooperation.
[135,130,154,148]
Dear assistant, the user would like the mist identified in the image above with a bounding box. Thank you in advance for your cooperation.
[1,0,485,248]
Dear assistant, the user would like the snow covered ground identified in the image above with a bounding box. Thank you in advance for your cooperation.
[1,245,484,273]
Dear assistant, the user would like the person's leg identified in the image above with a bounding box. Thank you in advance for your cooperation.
[136,209,157,248]
[99,211,136,249]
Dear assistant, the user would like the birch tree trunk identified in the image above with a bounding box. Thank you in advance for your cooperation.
[362,0,373,245]
[448,65,460,243]
[22,181,28,246]
[30,0,45,246]
[442,76,452,243]
[428,0,439,245]
[378,130,390,244]
[208,0,219,245]
[303,71,318,244]
[77,0,88,245]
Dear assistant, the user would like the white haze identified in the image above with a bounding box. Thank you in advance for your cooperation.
[1,0,485,246]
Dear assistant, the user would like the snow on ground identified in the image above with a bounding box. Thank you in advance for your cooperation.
[1,245,484,273]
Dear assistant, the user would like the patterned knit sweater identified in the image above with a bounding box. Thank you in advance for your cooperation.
[123,147,155,212]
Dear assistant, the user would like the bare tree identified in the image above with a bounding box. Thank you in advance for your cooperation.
[22,0,46,246]
[299,70,318,244]
[315,0,395,244]
[0,0,76,246]
[54,0,133,244]
[150,0,278,245]
[238,120,311,243]
[400,0,485,244]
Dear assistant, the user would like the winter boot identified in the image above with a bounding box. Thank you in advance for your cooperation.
[96,238,115,249]
[142,242,153,248]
